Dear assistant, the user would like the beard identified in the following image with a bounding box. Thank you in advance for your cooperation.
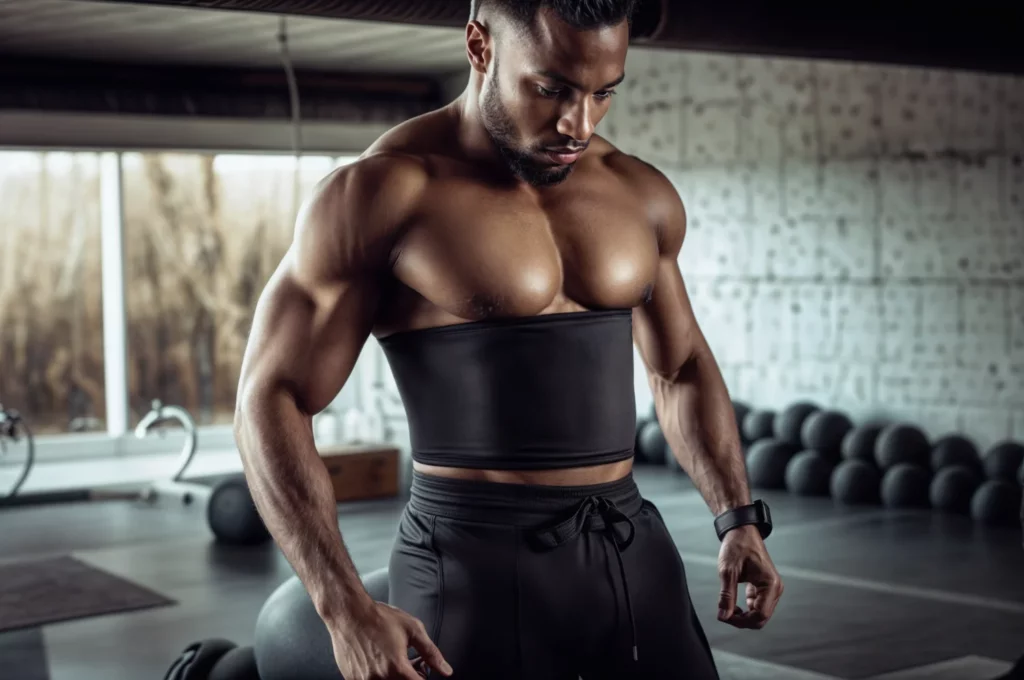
[479,65,575,188]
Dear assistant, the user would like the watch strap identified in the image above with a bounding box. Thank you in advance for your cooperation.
[714,500,772,541]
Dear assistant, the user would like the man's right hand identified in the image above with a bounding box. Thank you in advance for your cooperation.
[330,601,453,680]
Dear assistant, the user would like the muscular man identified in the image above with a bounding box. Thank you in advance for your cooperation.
[235,1,783,678]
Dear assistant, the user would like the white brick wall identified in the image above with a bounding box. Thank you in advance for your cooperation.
[614,48,1023,449]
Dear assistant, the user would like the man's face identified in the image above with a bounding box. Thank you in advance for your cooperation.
[478,8,629,187]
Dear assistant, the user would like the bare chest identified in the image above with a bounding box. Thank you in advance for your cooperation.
[384,174,659,330]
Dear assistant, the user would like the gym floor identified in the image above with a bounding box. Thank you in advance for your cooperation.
[1,467,1021,680]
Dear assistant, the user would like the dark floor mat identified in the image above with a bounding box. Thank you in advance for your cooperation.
[0,555,175,633]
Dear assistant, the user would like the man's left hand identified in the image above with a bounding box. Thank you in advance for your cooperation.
[716,524,783,629]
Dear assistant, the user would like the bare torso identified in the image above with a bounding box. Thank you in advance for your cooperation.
[361,105,663,486]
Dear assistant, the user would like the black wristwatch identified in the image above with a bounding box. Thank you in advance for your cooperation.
[714,500,772,541]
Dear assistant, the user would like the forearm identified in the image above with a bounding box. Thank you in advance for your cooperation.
[651,351,750,516]
[235,388,372,625]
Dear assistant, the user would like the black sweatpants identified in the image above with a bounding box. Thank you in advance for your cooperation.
[390,471,719,679]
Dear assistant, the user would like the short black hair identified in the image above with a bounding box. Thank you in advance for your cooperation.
[470,0,638,33]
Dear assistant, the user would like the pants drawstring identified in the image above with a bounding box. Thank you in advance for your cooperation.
[527,495,639,662]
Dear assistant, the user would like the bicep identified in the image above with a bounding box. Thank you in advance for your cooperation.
[237,159,409,415]
[238,253,378,416]
[631,162,708,380]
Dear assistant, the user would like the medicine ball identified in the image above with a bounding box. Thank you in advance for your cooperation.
[164,638,237,680]
[875,424,930,470]
[880,464,931,509]
[929,465,982,515]
[207,475,271,546]
[830,459,881,505]
[841,424,885,463]
[774,402,820,447]
[634,417,651,461]
[1019,459,1024,487]
[733,401,751,441]
[363,567,390,602]
[785,450,835,497]
[742,410,776,444]
[746,439,799,490]
[970,480,1023,527]
[983,441,1024,483]
[636,421,668,465]
[209,646,260,680]
[801,411,853,461]
[930,435,981,474]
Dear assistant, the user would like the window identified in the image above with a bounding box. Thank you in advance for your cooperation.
[0,151,105,435]
[120,152,338,427]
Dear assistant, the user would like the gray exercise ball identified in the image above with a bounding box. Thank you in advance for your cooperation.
[983,441,1024,483]
[970,480,1023,527]
[742,410,776,444]
[255,568,389,680]
[636,420,668,465]
[733,401,752,442]
[800,411,854,461]
[841,424,885,463]
[774,402,820,447]
[930,435,981,474]
[209,646,261,680]
[875,424,930,471]
[207,475,272,546]
[830,459,881,505]
[929,465,982,515]
[880,463,931,509]
[746,439,799,490]
[785,450,836,497]
[634,417,651,461]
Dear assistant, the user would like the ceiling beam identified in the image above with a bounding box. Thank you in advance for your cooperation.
[0,55,442,121]
[91,0,1024,75]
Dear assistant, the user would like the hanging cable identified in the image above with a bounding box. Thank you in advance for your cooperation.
[277,16,303,221]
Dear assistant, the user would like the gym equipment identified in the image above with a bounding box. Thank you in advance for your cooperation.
[134,400,270,546]
[880,463,931,509]
[746,439,799,490]
[634,416,650,451]
[930,435,981,474]
[830,459,881,505]
[970,480,1023,527]
[207,475,272,546]
[800,410,853,461]
[1019,459,1024,487]
[255,568,389,680]
[636,420,668,465]
[134,400,207,505]
[732,400,751,441]
[164,638,237,680]
[741,409,775,444]
[785,450,835,497]
[841,423,884,463]
[929,465,982,514]
[875,424,930,470]
[0,404,34,501]
[774,401,820,447]
[983,441,1024,483]
[210,646,260,680]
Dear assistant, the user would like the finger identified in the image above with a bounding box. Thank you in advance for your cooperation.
[721,605,759,630]
[717,565,739,620]
[408,656,428,677]
[395,660,427,680]
[728,608,769,630]
[405,619,453,677]
[749,584,782,622]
